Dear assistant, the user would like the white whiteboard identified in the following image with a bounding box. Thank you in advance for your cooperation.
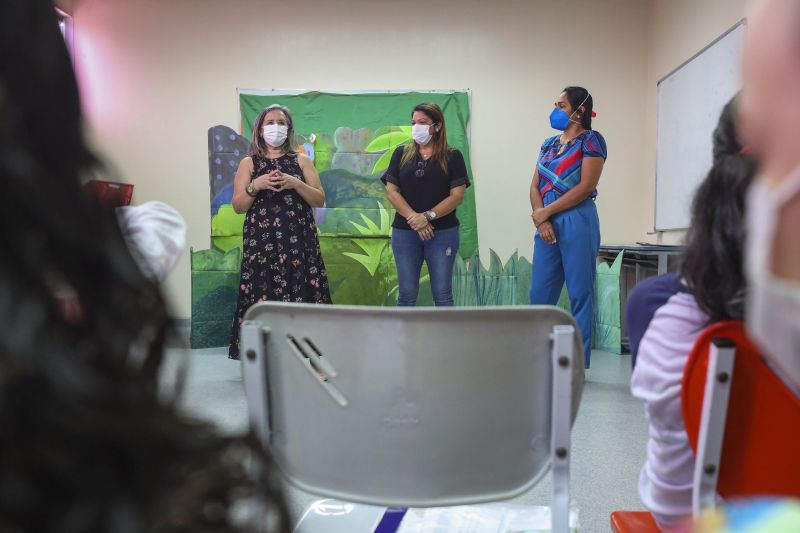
[655,21,746,231]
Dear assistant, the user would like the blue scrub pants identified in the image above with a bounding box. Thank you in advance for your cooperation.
[530,196,600,367]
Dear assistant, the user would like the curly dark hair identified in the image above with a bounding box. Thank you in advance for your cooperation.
[0,1,289,531]
[680,95,757,324]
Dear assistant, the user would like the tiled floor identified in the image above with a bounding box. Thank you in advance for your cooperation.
[164,347,648,532]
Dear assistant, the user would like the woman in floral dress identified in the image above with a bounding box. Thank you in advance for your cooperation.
[228,104,331,360]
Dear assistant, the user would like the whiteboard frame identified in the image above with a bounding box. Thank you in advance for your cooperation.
[654,19,746,232]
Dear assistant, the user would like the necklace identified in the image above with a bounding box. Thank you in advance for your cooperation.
[557,130,586,155]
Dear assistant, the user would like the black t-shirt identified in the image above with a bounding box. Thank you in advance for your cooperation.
[381,146,471,230]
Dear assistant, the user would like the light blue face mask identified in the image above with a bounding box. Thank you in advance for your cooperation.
[549,93,590,131]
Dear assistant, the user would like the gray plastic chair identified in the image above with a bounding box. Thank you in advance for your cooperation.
[240,303,584,532]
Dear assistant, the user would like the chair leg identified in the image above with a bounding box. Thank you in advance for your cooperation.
[551,325,574,533]
[692,337,735,518]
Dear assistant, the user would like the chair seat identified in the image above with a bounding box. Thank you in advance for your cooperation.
[610,511,660,533]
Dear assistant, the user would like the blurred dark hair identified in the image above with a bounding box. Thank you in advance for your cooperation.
[680,95,756,323]
[0,1,289,531]
[562,86,593,129]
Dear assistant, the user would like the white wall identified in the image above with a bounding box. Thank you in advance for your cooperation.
[70,0,652,317]
[642,0,750,244]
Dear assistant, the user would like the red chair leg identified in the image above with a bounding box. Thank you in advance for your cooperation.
[610,511,660,533]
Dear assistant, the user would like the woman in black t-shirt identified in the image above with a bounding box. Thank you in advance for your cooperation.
[381,103,471,306]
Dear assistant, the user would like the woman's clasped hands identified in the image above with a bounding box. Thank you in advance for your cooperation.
[406,212,434,241]
[252,169,302,192]
[531,208,557,244]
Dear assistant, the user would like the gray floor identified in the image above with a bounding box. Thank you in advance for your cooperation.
[164,348,648,532]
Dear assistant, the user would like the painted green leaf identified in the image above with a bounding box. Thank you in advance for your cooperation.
[486,249,503,276]
[384,284,399,307]
[379,203,391,230]
[350,213,380,235]
[211,204,246,237]
[191,247,241,271]
[343,241,385,276]
[374,125,412,137]
[504,251,518,276]
[556,284,571,312]
[516,253,532,306]
[212,235,243,253]
[452,253,478,307]
[469,251,481,279]
[371,150,392,176]
[343,202,392,237]
[343,251,380,276]
[473,249,518,306]
[364,127,412,153]
[452,253,469,277]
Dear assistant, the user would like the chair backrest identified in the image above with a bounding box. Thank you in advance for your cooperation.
[682,321,800,501]
[240,303,584,509]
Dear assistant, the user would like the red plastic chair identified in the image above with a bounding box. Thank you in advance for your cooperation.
[611,321,800,532]
[682,321,800,505]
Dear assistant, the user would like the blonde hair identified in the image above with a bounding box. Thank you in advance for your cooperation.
[248,104,297,158]
[400,102,450,173]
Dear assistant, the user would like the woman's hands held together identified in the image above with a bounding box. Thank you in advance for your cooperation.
[538,220,557,244]
[531,206,551,227]
[417,225,434,241]
[406,212,428,231]
[252,170,302,192]
[406,212,434,241]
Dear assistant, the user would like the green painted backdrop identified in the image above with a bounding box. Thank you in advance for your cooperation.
[238,91,477,257]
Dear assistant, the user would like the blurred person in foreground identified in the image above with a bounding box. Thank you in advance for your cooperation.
[0,1,290,531]
[740,0,800,386]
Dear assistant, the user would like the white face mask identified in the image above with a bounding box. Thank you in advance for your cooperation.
[262,124,288,148]
[746,167,800,386]
[412,124,433,146]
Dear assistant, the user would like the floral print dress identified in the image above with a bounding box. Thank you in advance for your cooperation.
[228,153,331,360]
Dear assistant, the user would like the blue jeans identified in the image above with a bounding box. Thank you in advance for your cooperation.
[530,197,601,367]
[392,226,460,307]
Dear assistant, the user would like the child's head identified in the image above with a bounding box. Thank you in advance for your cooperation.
[680,96,757,323]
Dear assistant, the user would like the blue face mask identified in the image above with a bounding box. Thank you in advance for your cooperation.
[549,108,571,131]
[549,93,591,131]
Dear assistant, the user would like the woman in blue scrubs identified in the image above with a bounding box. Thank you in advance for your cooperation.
[530,86,607,367]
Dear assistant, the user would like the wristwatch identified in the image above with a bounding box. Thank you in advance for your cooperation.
[424,210,437,221]
[246,181,258,197]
